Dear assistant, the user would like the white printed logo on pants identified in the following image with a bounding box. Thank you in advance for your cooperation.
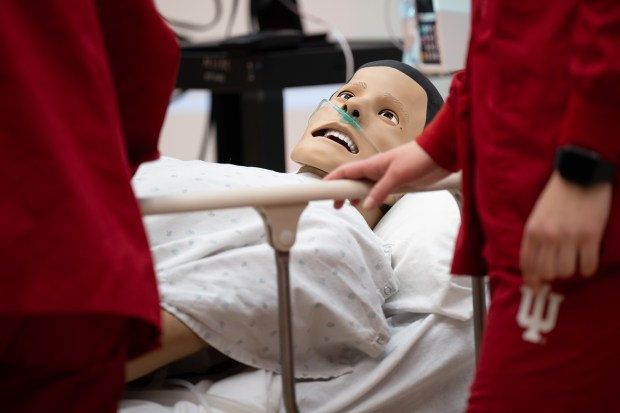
[517,284,564,344]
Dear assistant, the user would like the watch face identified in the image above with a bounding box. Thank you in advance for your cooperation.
[555,145,616,186]
[559,149,598,184]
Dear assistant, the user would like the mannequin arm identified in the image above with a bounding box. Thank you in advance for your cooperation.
[126,310,207,382]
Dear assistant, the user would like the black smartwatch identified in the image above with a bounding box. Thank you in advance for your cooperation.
[554,145,616,186]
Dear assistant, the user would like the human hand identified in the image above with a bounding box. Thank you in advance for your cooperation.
[324,140,442,209]
[520,172,613,291]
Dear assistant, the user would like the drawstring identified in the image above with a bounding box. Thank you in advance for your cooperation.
[166,379,214,413]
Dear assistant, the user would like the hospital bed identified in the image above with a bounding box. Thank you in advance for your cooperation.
[123,165,484,413]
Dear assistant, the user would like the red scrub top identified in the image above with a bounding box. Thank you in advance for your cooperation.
[411,3,620,411]
[0,1,179,357]
[417,0,620,277]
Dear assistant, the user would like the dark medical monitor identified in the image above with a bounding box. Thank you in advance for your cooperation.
[250,0,303,32]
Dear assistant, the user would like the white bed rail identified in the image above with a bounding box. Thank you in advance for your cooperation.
[138,174,462,216]
[137,173,485,413]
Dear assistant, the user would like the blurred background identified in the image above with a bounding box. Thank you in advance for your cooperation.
[154,0,469,172]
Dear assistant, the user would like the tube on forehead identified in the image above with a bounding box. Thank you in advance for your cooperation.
[357,60,444,125]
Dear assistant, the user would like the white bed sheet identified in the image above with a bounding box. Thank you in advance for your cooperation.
[121,313,474,413]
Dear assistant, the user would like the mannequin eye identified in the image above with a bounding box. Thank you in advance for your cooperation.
[379,110,399,125]
[337,91,354,100]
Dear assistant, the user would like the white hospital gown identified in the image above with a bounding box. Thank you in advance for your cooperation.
[132,157,398,379]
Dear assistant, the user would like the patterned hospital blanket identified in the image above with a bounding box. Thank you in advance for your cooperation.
[132,157,398,379]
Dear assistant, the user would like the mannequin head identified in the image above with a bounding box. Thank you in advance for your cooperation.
[290,60,443,176]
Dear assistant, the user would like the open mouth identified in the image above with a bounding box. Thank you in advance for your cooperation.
[312,129,359,154]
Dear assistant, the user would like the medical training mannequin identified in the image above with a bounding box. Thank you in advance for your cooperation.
[126,60,444,382]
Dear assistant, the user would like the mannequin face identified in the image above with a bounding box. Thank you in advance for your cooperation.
[290,66,428,175]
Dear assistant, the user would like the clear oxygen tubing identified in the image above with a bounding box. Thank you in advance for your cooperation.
[385,0,406,52]
[165,378,258,413]
[277,0,354,81]
[160,0,223,34]
[309,99,383,154]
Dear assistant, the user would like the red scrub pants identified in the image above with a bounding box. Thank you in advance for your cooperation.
[0,314,130,413]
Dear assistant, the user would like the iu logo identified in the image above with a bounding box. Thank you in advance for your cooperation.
[516,284,564,344]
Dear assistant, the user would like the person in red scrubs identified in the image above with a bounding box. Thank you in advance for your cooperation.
[0,1,178,412]
[327,1,620,412]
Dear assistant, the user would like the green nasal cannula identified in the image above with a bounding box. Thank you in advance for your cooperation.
[311,99,381,153]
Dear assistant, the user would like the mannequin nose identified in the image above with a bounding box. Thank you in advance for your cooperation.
[342,104,360,119]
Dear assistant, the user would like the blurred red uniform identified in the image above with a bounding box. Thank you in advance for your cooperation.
[418,1,620,412]
[0,1,178,411]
